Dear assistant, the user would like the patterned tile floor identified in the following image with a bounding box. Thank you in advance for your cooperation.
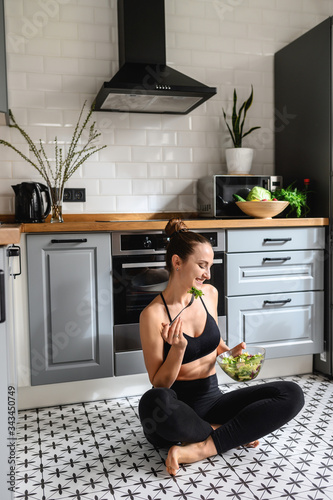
[15,373,333,500]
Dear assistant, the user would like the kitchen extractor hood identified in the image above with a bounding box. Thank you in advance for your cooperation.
[94,0,217,115]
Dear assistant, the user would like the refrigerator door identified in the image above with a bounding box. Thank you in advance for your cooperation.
[275,17,331,217]
[274,17,332,377]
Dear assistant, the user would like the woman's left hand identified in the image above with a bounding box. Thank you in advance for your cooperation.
[230,342,246,357]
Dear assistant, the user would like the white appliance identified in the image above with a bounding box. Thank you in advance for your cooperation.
[0,245,18,499]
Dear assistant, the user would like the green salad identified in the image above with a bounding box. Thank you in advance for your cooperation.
[188,287,204,299]
[217,351,264,381]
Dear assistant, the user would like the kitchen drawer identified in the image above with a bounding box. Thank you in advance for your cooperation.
[114,350,146,376]
[227,291,324,358]
[226,249,324,296]
[226,227,326,253]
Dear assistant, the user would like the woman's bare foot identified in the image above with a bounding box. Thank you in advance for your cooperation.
[238,439,260,449]
[165,436,217,476]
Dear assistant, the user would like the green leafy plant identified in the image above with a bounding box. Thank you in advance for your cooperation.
[188,287,204,299]
[222,85,261,148]
[0,102,107,221]
[274,184,310,217]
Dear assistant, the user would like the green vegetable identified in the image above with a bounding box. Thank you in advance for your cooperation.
[246,186,272,201]
[217,351,264,381]
[188,287,203,299]
[274,183,309,218]
[233,193,247,202]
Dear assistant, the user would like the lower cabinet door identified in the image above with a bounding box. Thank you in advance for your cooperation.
[27,233,113,385]
[227,291,324,358]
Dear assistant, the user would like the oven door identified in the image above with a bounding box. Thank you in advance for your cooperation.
[113,253,168,327]
[112,253,168,376]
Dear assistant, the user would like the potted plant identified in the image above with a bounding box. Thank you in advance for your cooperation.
[0,102,107,222]
[222,85,261,174]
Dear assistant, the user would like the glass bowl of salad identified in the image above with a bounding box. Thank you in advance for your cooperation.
[217,346,265,382]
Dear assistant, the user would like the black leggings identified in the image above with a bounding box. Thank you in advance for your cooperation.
[138,374,304,454]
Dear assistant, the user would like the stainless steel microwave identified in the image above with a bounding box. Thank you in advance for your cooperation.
[197,175,283,218]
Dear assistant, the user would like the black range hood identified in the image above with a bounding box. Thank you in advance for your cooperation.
[94,0,217,115]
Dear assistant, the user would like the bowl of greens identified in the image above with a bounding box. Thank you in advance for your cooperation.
[235,200,289,219]
[217,346,265,382]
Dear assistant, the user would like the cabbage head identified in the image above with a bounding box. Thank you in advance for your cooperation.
[246,186,272,201]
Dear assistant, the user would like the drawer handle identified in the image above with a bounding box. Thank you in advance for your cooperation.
[263,257,291,262]
[263,238,292,243]
[51,238,88,244]
[263,298,292,306]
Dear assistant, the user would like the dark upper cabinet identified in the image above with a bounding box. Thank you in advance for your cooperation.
[0,0,8,125]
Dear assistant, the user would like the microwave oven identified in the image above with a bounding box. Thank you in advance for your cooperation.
[197,175,283,218]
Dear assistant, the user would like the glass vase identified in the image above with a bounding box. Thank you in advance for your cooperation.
[50,186,64,223]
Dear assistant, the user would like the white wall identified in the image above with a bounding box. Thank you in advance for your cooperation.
[1,0,333,216]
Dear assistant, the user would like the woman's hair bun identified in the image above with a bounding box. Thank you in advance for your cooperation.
[165,218,188,238]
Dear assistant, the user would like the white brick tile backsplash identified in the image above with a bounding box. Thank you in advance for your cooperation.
[116,163,147,179]
[100,179,131,196]
[0,163,12,179]
[2,0,333,215]
[60,5,94,24]
[163,147,192,163]
[148,194,179,212]
[115,129,146,146]
[44,56,79,75]
[117,195,148,212]
[43,22,78,40]
[147,163,178,179]
[147,130,177,147]
[83,162,116,179]
[132,147,162,163]
[164,179,194,195]
[87,195,116,212]
[61,40,96,58]
[27,73,61,91]
[133,179,163,195]
[77,23,110,42]
[7,54,43,73]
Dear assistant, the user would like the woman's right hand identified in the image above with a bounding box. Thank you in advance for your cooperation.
[161,317,187,350]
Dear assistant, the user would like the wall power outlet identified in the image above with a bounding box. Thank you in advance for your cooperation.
[63,188,86,202]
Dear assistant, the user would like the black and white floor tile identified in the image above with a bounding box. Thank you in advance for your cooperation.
[15,374,333,500]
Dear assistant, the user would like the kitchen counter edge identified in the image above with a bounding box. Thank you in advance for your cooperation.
[0,217,329,244]
[19,217,329,234]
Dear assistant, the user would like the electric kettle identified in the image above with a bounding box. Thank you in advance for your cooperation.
[12,182,51,223]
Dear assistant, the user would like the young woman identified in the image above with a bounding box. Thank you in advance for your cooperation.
[138,219,304,476]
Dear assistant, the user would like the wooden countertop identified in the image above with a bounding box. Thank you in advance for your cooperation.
[20,216,329,233]
[0,214,329,243]
[0,224,21,245]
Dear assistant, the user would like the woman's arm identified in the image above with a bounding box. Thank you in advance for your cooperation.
[203,284,245,357]
[140,306,187,388]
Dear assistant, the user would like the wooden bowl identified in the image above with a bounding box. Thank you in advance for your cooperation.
[236,201,289,219]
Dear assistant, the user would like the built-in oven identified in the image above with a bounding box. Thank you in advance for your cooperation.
[111,229,225,376]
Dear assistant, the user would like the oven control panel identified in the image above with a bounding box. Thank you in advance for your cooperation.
[112,231,225,255]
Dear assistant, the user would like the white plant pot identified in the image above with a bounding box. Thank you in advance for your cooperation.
[225,148,253,174]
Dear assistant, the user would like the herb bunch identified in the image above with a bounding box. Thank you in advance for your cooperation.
[274,184,310,217]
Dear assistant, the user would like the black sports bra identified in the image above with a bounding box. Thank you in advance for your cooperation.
[160,293,221,364]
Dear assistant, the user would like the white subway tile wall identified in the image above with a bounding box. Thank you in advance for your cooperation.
[1,0,333,215]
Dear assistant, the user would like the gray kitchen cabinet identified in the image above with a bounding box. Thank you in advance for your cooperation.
[26,233,113,385]
[226,227,325,358]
